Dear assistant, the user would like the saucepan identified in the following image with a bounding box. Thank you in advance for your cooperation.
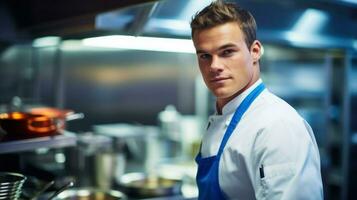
[0,108,84,140]
[116,172,182,198]
[28,107,84,131]
[0,112,57,139]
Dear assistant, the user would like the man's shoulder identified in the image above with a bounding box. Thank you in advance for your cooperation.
[250,90,301,123]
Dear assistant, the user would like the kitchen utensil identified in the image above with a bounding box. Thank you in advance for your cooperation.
[20,176,55,200]
[29,180,55,200]
[28,107,84,131]
[28,108,73,119]
[0,112,57,139]
[0,172,26,200]
[51,188,127,200]
[116,172,182,198]
[47,181,74,200]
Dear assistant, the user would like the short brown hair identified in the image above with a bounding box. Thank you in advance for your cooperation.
[190,0,257,48]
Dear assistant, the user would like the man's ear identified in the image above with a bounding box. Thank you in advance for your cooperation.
[250,40,262,62]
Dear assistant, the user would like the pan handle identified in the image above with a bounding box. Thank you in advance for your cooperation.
[47,181,74,200]
[30,180,55,200]
[65,113,84,121]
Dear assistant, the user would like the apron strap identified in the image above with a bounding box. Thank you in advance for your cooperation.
[217,83,265,157]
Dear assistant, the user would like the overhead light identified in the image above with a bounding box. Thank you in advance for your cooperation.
[82,35,195,53]
[292,9,328,34]
[146,19,190,32]
[32,36,61,48]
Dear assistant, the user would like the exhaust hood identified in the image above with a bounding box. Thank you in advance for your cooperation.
[94,0,357,50]
[0,0,356,51]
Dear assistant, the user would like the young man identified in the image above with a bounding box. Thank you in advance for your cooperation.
[191,1,323,199]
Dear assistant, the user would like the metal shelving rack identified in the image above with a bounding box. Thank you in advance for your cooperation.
[347,53,357,200]
[0,131,77,154]
[324,51,357,200]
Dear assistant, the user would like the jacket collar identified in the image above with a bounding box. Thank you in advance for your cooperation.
[219,79,263,116]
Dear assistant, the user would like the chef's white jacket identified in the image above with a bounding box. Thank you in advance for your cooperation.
[200,79,323,200]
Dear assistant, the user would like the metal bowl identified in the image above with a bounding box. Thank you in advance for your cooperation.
[52,188,127,200]
[116,172,182,198]
[0,193,20,200]
[0,172,26,185]
[0,172,26,200]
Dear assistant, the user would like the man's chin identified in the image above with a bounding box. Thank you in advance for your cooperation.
[212,90,232,99]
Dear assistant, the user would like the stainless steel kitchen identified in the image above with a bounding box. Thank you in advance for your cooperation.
[0,0,356,199]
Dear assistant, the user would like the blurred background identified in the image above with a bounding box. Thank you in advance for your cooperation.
[0,0,356,199]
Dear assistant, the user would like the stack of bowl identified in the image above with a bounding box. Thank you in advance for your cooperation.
[0,172,26,200]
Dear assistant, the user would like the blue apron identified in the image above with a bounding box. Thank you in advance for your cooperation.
[195,83,265,200]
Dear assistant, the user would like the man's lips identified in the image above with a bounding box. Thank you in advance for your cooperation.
[210,77,230,83]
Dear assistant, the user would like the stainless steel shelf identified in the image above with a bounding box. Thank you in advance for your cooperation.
[0,131,77,154]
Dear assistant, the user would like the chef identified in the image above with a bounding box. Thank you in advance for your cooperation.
[190,1,323,199]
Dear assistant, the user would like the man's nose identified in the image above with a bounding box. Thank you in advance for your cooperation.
[209,56,224,72]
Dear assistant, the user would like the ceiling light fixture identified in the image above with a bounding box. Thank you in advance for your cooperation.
[82,35,195,53]
[292,9,328,34]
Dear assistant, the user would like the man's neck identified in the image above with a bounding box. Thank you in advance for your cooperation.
[216,76,260,115]
[216,86,249,115]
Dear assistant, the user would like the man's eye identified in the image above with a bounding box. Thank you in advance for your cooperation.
[221,49,234,56]
[199,54,211,60]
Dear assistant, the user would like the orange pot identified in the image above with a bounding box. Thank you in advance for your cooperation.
[28,107,83,130]
[0,112,58,139]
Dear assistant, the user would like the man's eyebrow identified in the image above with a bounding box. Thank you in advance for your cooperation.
[218,43,237,50]
[196,43,238,54]
[196,50,207,54]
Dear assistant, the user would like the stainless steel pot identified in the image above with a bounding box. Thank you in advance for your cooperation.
[116,172,182,198]
[0,172,26,200]
[51,188,127,200]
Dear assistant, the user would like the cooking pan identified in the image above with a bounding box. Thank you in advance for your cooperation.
[116,172,182,198]
[0,107,84,140]
[0,112,57,139]
[28,107,84,130]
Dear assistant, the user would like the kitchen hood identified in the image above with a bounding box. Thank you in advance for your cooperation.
[94,0,357,50]
[0,0,356,51]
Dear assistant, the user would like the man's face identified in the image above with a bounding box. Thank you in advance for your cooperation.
[193,22,261,103]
